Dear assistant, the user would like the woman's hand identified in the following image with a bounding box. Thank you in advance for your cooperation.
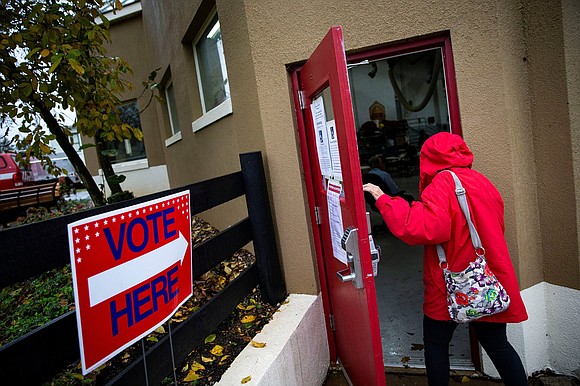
[363,183,385,200]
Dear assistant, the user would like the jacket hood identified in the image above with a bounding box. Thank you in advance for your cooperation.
[419,132,474,192]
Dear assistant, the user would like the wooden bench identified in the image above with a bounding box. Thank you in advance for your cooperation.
[0,182,60,225]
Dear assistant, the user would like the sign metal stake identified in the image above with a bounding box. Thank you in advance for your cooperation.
[168,321,178,385]
[141,338,150,386]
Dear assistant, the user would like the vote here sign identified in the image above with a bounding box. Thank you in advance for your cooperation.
[68,191,192,374]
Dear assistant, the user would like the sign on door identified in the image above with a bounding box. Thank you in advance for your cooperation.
[68,191,192,374]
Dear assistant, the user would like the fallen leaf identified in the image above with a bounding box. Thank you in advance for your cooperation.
[147,336,158,343]
[201,356,214,363]
[121,353,130,360]
[462,375,470,383]
[183,370,202,382]
[250,340,266,348]
[181,364,189,372]
[155,326,166,334]
[241,375,252,384]
[219,355,230,365]
[191,361,205,371]
[241,315,256,323]
[224,265,232,275]
[205,334,216,343]
[211,345,224,356]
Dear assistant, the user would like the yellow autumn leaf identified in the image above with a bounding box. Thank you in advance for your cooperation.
[211,345,224,356]
[250,341,266,348]
[461,375,470,383]
[147,336,158,343]
[40,49,50,57]
[201,356,214,363]
[241,315,256,323]
[39,143,51,154]
[219,355,230,365]
[181,364,189,372]
[204,334,216,343]
[155,326,166,334]
[241,375,252,384]
[183,370,202,382]
[68,59,85,75]
[121,353,130,360]
[191,361,205,371]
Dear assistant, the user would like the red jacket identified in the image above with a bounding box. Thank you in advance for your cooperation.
[375,132,528,322]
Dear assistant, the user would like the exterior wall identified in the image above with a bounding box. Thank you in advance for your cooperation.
[235,0,579,292]
[128,0,580,295]
[563,0,580,281]
[85,11,168,197]
[523,0,578,290]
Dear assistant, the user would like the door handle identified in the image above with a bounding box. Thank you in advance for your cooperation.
[336,226,364,289]
[337,253,356,282]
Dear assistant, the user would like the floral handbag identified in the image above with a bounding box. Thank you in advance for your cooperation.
[436,171,510,323]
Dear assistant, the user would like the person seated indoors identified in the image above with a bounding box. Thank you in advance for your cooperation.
[367,155,400,195]
[365,155,415,204]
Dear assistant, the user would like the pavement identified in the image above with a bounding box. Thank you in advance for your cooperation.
[323,368,580,386]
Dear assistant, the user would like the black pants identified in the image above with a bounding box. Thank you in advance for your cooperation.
[423,315,528,386]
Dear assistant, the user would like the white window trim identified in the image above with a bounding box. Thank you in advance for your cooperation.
[165,131,182,147]
[191,98,232,132]
[110,158,149,173]
[191,8,232,132]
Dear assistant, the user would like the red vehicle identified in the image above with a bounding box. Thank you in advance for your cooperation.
[0,153,26,190]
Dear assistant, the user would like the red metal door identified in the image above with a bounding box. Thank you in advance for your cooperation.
[293,27,385,385]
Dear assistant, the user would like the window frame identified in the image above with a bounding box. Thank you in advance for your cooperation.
[164,78,183,147]
[103,100,148,165]
[191,9,232,133]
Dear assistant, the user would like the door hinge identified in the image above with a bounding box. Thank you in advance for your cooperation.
[314,206,321,225]
[298,90,306,110]
[329,314,335,331]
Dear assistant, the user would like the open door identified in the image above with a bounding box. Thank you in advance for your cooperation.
[292,27,385,385]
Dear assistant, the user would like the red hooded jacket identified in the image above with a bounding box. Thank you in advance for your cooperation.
[375,132,528,322]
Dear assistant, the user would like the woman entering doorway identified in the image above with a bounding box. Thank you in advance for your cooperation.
[348,45,474,370]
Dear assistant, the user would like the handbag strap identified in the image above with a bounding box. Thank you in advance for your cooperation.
[436,170,483,267]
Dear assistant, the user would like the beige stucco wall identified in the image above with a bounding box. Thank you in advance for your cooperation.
[522,0,579,289]
[233,0,579,291]
[85,14,166,176]
[117,0,578,294]
[563,0,580,282]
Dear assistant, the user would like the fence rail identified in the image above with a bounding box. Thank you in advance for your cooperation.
[0,151,286,385]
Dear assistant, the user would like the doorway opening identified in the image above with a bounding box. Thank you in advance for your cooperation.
[346,37,475,370]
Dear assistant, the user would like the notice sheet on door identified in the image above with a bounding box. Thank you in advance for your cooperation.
[327,179,347,264]
[326,119,342,181]
[311,96,332,178]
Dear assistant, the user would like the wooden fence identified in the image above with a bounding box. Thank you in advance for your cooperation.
[0,152,286,385]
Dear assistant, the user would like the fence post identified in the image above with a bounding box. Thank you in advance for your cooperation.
[239,152,286,305]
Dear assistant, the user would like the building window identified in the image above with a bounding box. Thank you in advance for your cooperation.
[103,101,147,164]
[191,11,232,132]
[165,79,181,135]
